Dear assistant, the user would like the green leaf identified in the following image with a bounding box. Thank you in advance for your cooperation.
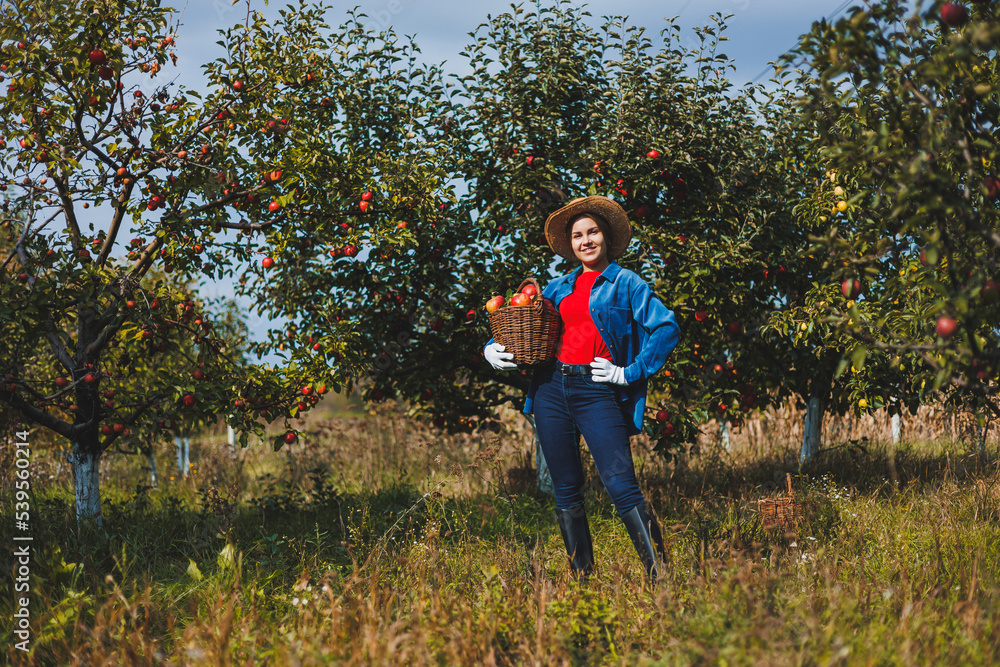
[851,346,867,371]
[186,559,203,581]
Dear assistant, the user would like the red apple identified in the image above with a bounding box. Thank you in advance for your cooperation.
[522,284,538,298]
[359,201,370,213]
[283,431,297,444]
[261,257,274,269]
[655,409,669,422]
[936,316,958,339]
[841,279,862,299]
[84,373,96,383]
[192,369,205,380]
[88,49,107,66]
[113,423,124,434]
[940,3,969,26]
[694,310,708,322]
[343,244,358,257]
[361,191,374,201]
[485,296,504,313]
[182,393,196,407]
[268,201,281,212]
[55,377,69,388]
[98,66,113,80]
[232,80,244,91]
[101,425,113,435]
[302,386,313,396]
[465,308,477,322]
[983,176,1000,200]
[510,293,532,307]
[661,423,675,437]
[634,204,649,219]
[646,149,660,159]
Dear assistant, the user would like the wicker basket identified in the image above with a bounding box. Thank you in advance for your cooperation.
[487,278,561,366]
[758,473,805,532]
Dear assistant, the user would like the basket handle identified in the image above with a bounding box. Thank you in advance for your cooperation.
[515,277,545,312]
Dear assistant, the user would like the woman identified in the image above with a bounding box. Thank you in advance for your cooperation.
[483,196,680,580]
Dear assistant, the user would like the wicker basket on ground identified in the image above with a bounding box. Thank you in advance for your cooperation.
[487,278,561,366]
[758,473,806,532]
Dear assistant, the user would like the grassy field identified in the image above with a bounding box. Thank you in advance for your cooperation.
[1,402,998,666]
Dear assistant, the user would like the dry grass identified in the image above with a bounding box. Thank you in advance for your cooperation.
[1,401,998,665]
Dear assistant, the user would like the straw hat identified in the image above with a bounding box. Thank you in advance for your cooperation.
[543,196,632,261]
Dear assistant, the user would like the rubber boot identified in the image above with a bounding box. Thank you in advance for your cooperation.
[555,504,595,577]
[620,502,666,581]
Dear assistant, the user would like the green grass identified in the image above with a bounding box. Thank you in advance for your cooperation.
[2,411,998,665]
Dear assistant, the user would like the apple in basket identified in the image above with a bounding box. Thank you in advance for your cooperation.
[521,284,538,298]
[485,295,505,313]
[510,293,532,307]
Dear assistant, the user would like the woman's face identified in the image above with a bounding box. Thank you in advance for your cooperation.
[569,215,609,270]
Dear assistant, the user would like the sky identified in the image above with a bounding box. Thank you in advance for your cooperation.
[156,0,862,347]
[171,0,857,89]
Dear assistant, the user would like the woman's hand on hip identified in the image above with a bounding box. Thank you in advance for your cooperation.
[590,357,627,385]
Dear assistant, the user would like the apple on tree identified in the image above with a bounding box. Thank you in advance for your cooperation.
[939,3,969,27]
[841,279,862,299]
[936,316,958,339]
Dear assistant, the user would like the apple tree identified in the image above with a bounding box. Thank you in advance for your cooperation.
[784,0,1000,434]
[311,4,826,461]
[0,0,431,523]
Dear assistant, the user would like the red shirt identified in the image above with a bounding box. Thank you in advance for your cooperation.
[556,269,612,364]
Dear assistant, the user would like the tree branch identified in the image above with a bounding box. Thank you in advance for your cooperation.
[2,394,72,439]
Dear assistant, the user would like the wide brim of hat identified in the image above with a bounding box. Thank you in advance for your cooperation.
[544,196,632,261]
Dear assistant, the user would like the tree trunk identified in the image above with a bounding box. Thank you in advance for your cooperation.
[891,412,902,445]
[67,443,103,526]
[799,395,824,464]
[720,421,731,452]
[175,435,190,477]
[524,414,554,496]
[148,448,158,488]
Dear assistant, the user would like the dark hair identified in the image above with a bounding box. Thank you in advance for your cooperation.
[565,212,613,245]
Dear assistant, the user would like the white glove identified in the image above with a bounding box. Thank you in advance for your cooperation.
[590,357,627,385]
[484,342,517,371]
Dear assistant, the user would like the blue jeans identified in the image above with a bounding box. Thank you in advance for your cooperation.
[532,364,645,515]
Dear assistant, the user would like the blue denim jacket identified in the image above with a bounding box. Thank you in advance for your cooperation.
[486,261,680,435]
